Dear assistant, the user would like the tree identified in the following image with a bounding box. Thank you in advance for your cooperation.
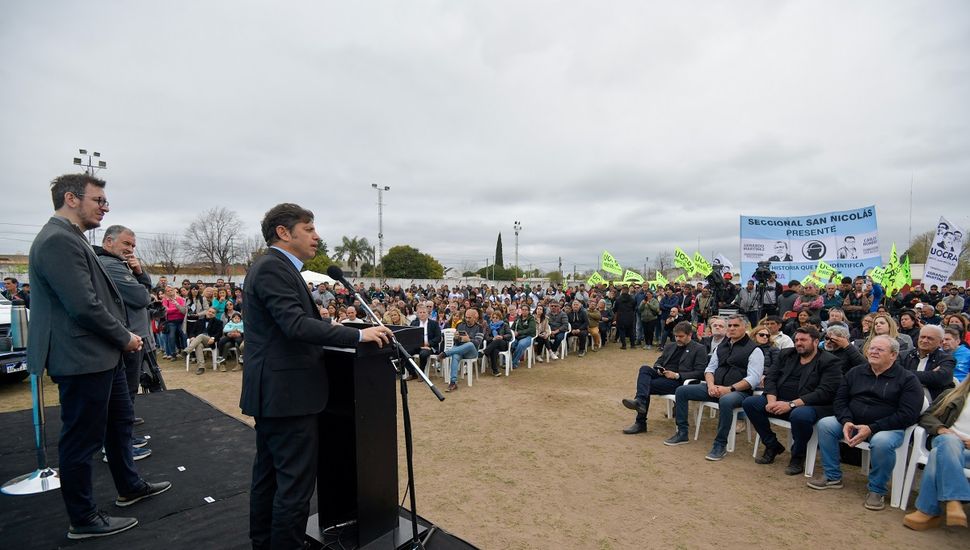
[651,250,674,276]
[903,228,970,279]
[546,270,563,285]
[495,233,504,269]
[183,207,243,275]
[333,236,371,275]
[144,233,183,275]
[237,233,267,271]
[380,245,444,278]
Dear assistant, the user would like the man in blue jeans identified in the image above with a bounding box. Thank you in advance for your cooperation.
[808,335,923,511]
[742,326,842,475]
[664,314,764,461]
[439,308,485,392]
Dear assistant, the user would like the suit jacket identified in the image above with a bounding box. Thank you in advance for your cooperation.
[765,348,843,414]
[655,340,708,381]
[409,317,442,351]
[27,217,131,377]
[898,348,955,400]
[239,248,360,418]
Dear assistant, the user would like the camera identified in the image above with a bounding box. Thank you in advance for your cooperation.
[753,260,772,285]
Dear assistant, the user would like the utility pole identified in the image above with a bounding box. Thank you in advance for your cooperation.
[513,220,522,283]
[558,256,562,286]
[371,184,390,282]
[72,148,107,244]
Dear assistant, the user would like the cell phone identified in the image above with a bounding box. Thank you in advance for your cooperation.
[654,366,666,373]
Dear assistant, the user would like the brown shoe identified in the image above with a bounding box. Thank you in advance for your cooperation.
[946,500,968,528]
[219,365,227,372]
[230,364,241,372]
[445,382,458,392]
[195,367,205,375]
[903,510,943,531]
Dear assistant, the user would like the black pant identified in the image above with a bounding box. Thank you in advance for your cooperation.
[633,366,682,424]
[250,414,318,550]
[52,363,143,524]
[415,347,435,369]
[122,348,143,403]
[616,322,634,348]
[484,339,510,373]
[642,320,658,346]
[569,329,588,352]
[218,335,244,358]
[533,336,548,354]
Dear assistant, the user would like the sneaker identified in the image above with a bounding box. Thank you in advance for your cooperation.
[705,446,727,461]
[646,345,653,350]
[103,447,151,463]
[132,417,144,426]
[446,382,458,392]
[195,367,205,375]
[216,356,226,364]
[492,371,502,377]
[806,474,843,490]
[68,511,138,540]
[132,436,148,449]
[864,491,886,511]
[663,431,690,446]
[115,481,172,507]
[551,352,559,360]
[785,456,805,476]
[578,351,586,357]
[161,355,172,360]
[537,356,544,363]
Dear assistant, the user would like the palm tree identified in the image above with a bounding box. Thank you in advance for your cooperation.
[334,236,371,275]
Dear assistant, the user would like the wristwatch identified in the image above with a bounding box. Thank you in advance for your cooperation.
[730,386,737,392]
[788,401,797,409]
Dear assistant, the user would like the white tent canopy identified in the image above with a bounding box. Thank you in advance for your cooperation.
[301,270,336,285]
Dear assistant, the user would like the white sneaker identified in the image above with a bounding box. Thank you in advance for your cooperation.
[537,356,544,363]
[551,352,560,360]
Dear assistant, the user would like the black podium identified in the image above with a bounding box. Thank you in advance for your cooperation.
[307,324,427,549]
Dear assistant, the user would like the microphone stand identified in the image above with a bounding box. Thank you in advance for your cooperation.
[342,282,442,549]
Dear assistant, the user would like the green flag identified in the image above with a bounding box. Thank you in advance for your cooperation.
[587,271,606,287]
[693,252,713,277]
[601,251,622,275]
[674,274,687,284]
[815,260,838,281]
[654,271,669,287]
[674,247,695,275]
[869,266,886,285]
[622,269,644,284]
[802,273,824,288]
[896,255,912,289]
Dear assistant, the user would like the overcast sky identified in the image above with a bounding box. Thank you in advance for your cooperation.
[2,1,968,276]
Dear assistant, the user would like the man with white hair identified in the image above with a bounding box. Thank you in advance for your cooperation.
[898,324,955,400]
[808,335,923,511]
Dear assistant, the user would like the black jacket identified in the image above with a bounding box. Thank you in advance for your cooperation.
[567,308,589,331]
[765,348,843,416]
[897,348,955,400]
[239,248,361,418]
[409,318,442,351]
[834,362,923,433]
[190,316,224,341]
[613,293,636,326]
[655,340,708,381]
[828,343,868,375]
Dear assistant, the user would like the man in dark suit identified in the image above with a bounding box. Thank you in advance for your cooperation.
[620,321,708,434]
[409,302,442,370]
[742,326,843,474]
[240,203,391,550]
[27,174,170,540]
[898,324,955,400]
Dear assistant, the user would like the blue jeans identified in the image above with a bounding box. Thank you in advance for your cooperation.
[164,320,186,356]
[741,395,819,457]
[547,332,565,353]
[915,433,970,515]
[673,383,747,449]
[444,342,478,383]
[511,337,533,366]
[816,415,904,495]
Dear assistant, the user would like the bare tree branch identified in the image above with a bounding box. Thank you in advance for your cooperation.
[143,233,183,275]
[183,207,243,275]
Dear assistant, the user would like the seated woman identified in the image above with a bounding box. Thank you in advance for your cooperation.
[903,375,970,530]
[854,312,912,355]
[217,312,245,371]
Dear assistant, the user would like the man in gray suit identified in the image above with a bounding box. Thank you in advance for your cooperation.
[27,174,170,540]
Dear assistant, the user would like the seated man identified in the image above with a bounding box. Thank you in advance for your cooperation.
[899,324,955,400]
[941,326,969,383]
[763,315,793,349]
[409,304,442,371]
[566,300,589,357]
[186,307,223,375]
[438,308,485,392]
[808,335,923,511]
[664,315,764,461]
[217,312,244,371]
[621,321,707,434]
[545,301,569,360]
[701,316,728,355]
[742,326,842,474]
[822,324,868,374]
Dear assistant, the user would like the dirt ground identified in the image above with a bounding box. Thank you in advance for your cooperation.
[2,346,967,549]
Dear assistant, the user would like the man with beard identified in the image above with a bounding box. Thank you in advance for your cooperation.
[742,326,843,474]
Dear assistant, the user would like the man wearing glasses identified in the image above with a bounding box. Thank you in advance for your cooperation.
[742,326,843,474]
[664,314,764,461]
[808,335,923,511]
[28,174,170,539]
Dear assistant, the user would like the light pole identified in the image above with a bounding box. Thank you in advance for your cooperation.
[513,220,522,283]
[371,184,390,282]
[72,148,107,244]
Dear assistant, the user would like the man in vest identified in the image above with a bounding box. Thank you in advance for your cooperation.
[664,314,765,461]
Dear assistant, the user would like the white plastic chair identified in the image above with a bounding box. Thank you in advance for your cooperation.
[805,398,927,508]
[900,425,970,510]
[694,401,751,453]
[751,417,818,475]
[661,379,699,419]
[544,324,570,362]
[185,346,217,372]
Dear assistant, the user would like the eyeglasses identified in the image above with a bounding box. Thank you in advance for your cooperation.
[74,193,109,208]
[756,333,770,338]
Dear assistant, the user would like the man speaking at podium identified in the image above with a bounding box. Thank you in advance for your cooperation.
[240,203,392,550]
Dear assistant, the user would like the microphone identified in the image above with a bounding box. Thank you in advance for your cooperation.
[326,265,354,293]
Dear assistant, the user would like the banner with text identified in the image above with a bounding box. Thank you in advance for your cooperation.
[924,216,963,285]
[740,205,880,284]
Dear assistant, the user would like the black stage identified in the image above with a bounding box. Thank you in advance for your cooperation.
[0,390,475,550]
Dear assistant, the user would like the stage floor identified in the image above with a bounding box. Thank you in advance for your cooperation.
[0,390,258,549]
